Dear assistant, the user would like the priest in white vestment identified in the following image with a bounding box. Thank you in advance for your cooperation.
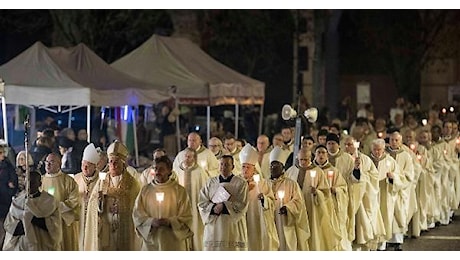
[240,143,279,250]
[3,171,62,251]
[286,147,340,251]
[175,147,210,250]
[133,155,193,250]
[73,143,100,250]
[270,146,310,251]
[198,155,249,250]
[41,153,80,251]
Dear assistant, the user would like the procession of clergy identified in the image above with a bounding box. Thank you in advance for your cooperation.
[2,116,460,251]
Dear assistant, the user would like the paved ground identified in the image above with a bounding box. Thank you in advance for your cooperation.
[401,210,460,251]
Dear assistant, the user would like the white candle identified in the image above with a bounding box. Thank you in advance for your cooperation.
[156,192,165,218]
[353,141,360,157]
[47,187,55,196]
[253,174,260,194]
[327,170,334,187]
[277,190,285,208]
[310,170,316,187]
[99,172,107,191]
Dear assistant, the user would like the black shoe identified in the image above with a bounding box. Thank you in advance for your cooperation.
[394,244,403,251]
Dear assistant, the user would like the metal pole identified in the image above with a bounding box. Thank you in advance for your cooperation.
[68,106,72,128]
[132,107,139,167]
[235,103,239,139]
[207,106,211,143]
[1,96,8,144]
[24,114,30,199]
[258,103,264,136]
[86,105,91,143]
[175,99,181,154]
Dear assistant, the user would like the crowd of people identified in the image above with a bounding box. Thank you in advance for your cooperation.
[0,96,460,251]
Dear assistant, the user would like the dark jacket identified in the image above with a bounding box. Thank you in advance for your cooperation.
[0,159,17,218]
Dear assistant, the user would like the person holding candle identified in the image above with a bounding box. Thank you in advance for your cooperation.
[286,147,339,250]
[325,133,355,250]
[369,138,403,251]
[385,131,415,251]
[84,140,140,251]
[198,155,249,251]
[240,143,279,251]
[430,125,450,226]
[417,129,441,230]
[73,143,101,250]
[132,155,193,251]
[175,147,210,250]
[343,136,386,251]
[41,152,80,251]
[441,120,460,222]
[313,144,348,250]
[2,171,62,250]
[402,129,428,238]
[269,146,310,251]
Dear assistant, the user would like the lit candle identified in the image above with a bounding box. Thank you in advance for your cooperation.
[327,170,334,187]
[277,190,285,208]
[99,172,107,191]
[199,160,207,170]
[156,192,165,218]
[417,154,422,161]
[353,141,360,157]
[383,160,391,180]
[253,174,261,194]
[378,132,383,138]
[47,187,55,196]
[310,170,316,187]
[410,144,416,151]
[450,106,454,113]
[442,108,447,114]
[456,138,460,144]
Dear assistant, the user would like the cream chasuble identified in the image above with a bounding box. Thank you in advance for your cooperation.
[41,171,80,251]
[176,163,210,250]
[133,178,193,250]
[2,191,62,251]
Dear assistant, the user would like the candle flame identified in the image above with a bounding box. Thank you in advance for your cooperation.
[310,170,316,178]
[253,174,260,183]
[353,141,360,149]
[277,190,285,200]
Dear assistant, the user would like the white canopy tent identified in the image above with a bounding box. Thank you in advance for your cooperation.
[0,41,170,165]
[111,34,265,149]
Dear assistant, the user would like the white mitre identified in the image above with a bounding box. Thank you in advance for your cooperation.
[239,143,259,165]
[269,146,289,166]
[82,143,100,165]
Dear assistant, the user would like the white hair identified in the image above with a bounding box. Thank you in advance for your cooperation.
[372,138,386,148]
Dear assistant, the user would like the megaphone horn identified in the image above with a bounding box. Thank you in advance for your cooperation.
[281,104,297,121]
[304,107,318,123]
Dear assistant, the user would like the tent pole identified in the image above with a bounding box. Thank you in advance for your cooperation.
[86,105,91,143]
[31,107,36,143]
[207,106,211,143]
[258,103,264,136]
[68,106,72,128]
[1,97,8,144]
[132,107,139,167]
[175,99,181,154]
[235,103,239,139]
